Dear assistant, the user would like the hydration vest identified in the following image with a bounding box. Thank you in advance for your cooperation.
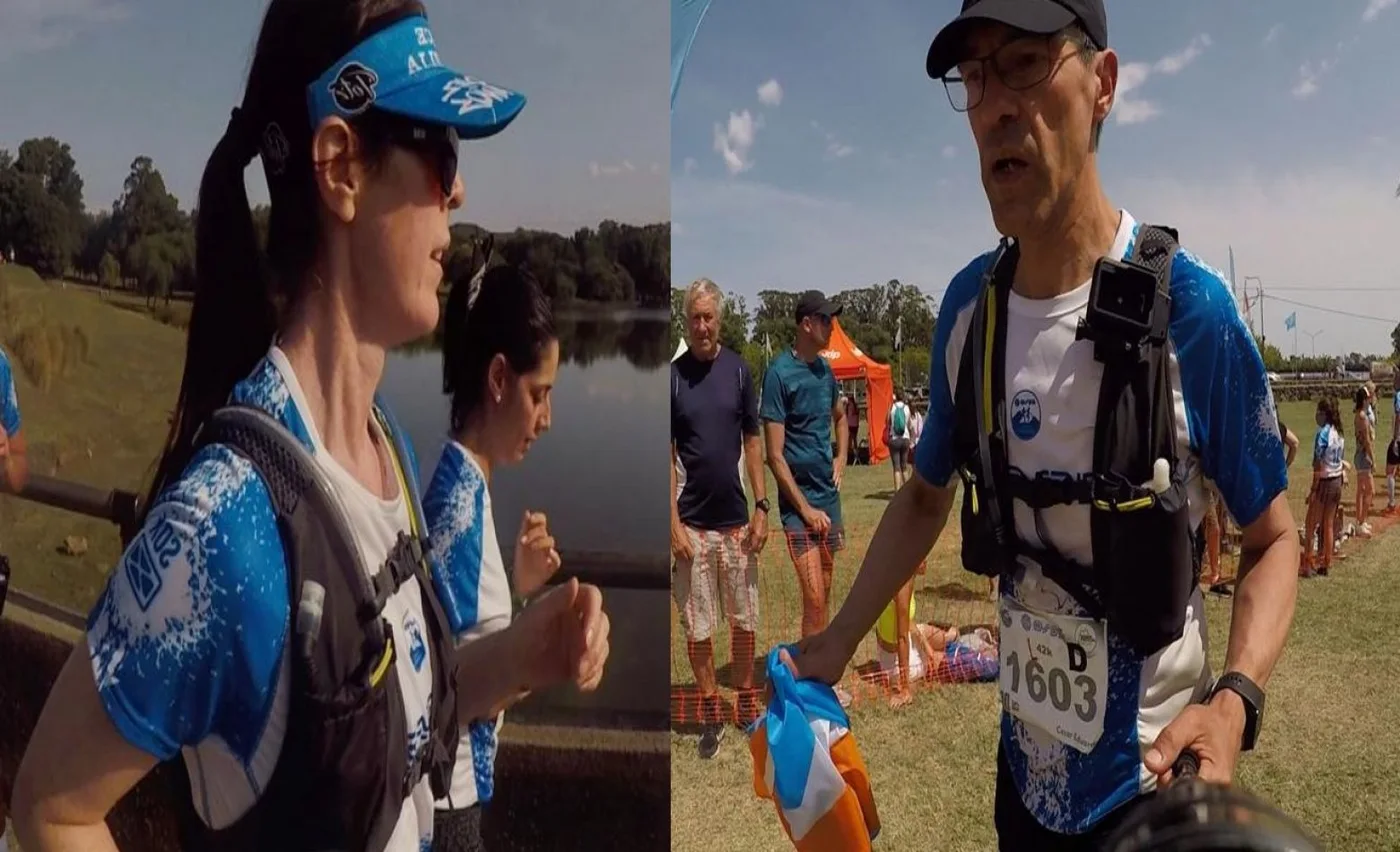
[172,401,460,852]
[951,225,1200,659]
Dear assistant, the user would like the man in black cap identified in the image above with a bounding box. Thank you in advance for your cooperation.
[759,291,849,657]
[780,1,1300,848]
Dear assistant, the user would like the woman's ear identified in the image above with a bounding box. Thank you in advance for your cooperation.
[310,116,360,224]
[487,353,508,403]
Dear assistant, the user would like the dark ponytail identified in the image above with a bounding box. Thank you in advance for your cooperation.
[140,0,425,522]
[443,264,556,435]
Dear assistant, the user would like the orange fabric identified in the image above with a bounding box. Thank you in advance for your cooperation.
[820,318,894,463]
[750,721,881,851]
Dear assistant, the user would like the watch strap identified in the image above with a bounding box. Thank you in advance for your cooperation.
[1211,671,1264,751]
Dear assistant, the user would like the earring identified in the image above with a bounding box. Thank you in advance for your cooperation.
[495,394,501,403]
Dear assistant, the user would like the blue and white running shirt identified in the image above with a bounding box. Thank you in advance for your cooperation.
[86,346,439,852]
[423,440,513,811]
[913,212,1288,834]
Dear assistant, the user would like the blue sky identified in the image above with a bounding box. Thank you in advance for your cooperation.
[672,0,1400,357]
[0,0,668,233]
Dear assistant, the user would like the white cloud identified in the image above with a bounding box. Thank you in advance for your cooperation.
[683,157,698,175]
[588,160,638,178]
[1114,100,1163,125]
[1292,59,1334,99]
[811,120,855,161]
[826,141,855,160]
[1112,35,1210,124]
[757,78,784,107]
[941,145,958,159]
[1262,24,1282,45]
[714,109,762,175]
[0,0,129,58]
[1153,34,1212,75]
[1363,0,1397,21]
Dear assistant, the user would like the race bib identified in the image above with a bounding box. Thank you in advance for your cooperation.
[998,598,1108,754]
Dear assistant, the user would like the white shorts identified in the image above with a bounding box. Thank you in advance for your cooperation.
[672,524,759,642]
[877,642,927,681]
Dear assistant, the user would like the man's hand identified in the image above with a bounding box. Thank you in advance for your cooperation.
[509,578,611,693]
[800,507,831,534]
[745,508,769,553]
[671,520,694,563]
[1144,691,1247,786]
[513,511,561,599]
[773,629,857,692]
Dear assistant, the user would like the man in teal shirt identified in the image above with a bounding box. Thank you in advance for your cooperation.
[760,290,848,646]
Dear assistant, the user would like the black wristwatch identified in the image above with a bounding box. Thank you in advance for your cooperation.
[1208,671,1265,751]
[754,497,771,513]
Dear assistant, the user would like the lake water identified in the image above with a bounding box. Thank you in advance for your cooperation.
[379,311,670,729]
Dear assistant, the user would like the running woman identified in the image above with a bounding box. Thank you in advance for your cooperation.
[11,5,608,851]
[1303,398,1345,578]
[426,264,563,851]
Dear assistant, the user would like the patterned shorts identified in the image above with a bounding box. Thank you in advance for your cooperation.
[673,525,759,642]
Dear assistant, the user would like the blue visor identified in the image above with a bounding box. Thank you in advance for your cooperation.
[306,15,526,139]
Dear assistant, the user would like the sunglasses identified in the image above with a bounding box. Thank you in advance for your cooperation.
[362,110,461,197]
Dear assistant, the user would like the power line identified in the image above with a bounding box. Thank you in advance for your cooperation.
[1262,285,1400,293]
[1262,293,1399,325]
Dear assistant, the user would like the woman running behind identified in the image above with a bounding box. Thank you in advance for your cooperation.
[425,264,563,849]
[1353,386,1375,538]
[11,4,608,851]
[1303,397,1345,578]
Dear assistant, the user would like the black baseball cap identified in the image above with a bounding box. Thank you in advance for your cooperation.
[795,290,842,322]
[925,0,1108,80]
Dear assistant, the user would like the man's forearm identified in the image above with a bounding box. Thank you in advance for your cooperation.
[828,481,953,651]
[768,457,808,515]
[670,446,682,525]
[743,435,766,502]
[1221,534,1297,690]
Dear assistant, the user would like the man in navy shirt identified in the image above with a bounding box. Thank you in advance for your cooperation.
[671,278,769,759]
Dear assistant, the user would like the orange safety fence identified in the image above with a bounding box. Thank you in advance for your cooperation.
[669,468,1399,729]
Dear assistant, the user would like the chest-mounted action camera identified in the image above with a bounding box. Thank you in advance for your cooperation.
[1075,256,1169,362]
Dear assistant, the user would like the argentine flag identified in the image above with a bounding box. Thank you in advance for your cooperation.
[749,647,880,851]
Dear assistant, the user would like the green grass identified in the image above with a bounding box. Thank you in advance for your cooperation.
[0,266,186,613]
[670,399,1400,851]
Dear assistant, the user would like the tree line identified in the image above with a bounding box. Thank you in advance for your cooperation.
[0,136,669,308]
[671,282,1399,402]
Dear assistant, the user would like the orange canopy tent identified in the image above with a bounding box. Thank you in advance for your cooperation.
[820,318,894,464]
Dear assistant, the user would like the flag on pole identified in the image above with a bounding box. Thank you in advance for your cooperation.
[894,316,903,351]
[1284,312,1296,331]
[671,0,713,110]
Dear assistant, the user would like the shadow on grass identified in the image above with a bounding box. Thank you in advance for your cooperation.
[918,582,989,604]
[863,490,896,502]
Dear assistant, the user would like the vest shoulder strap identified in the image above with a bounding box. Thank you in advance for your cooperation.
[197,404,388,630]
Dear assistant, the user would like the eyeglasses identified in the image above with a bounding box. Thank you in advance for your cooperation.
[940,33,1071,113]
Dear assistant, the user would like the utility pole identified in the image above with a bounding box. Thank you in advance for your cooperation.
[1244,276,1264,343]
